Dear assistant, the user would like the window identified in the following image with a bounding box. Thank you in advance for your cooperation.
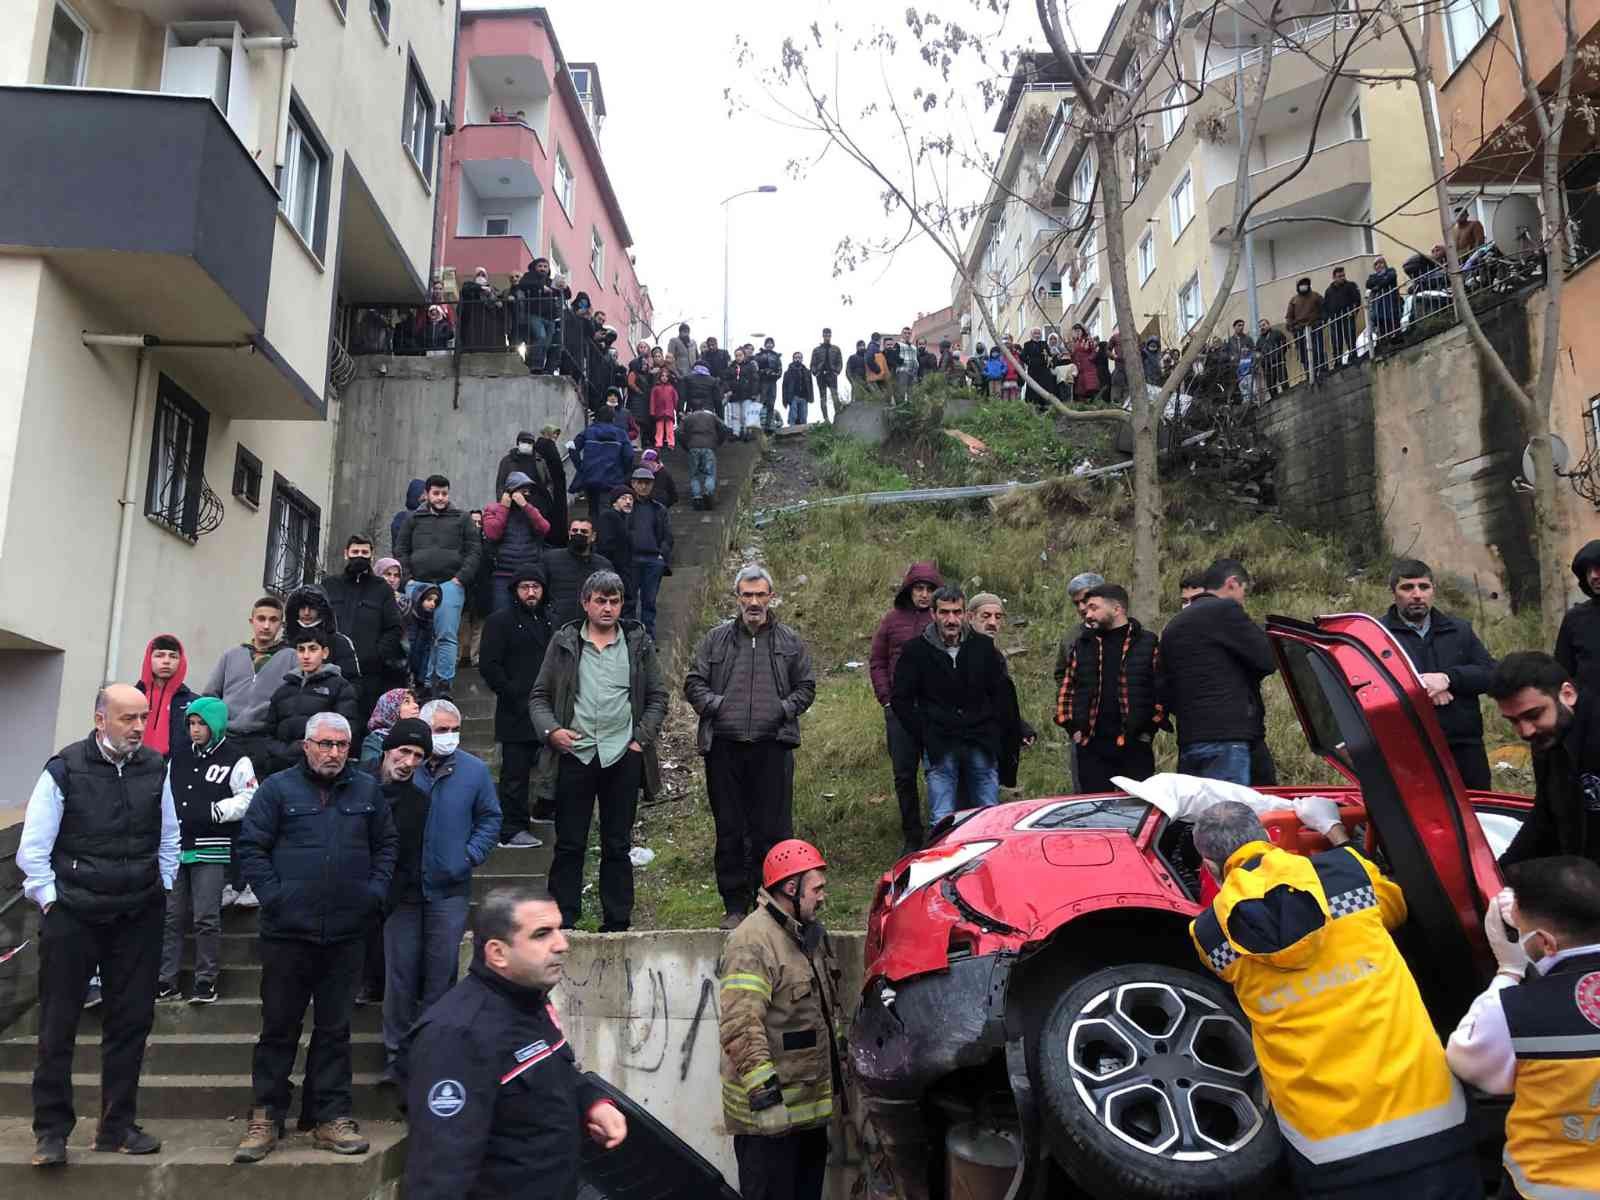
[145,376,211,541]
[550,241,569,282]
[369,0,390,37]
[1086,307,1102,340]
[1070,151,1096,223]
[1348,96,1364,140]
[232,444,262,508]
[1177,272,1201,334]
[1129,123,1152,194]
[589,227,605,280]
[1444,0,1498,69]
[1071,230,1097,303]
[264,474,322,595]
[280,103,329,256]
[1161,86,1187,144]
[1155,0,1176,43]
[403,56,436,181]
[1358,206,1375,253]
[1040,99,1072,166]
[45,2,89,87]
[555,150,575,217]
[570,67,591,96]
[1170,170,1194,238]
[484,214,511,236]
[1138,229,1156,283]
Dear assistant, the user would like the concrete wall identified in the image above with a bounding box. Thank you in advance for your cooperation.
[330,356,588,558]
[551,930,867,1196]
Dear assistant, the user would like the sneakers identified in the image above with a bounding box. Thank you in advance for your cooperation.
[719,911,744,931]
[189,980,217,1005]
[234,1109,280,1163]
[156,981,181,1002]
[220,885,240,908]
[92,1124,161,1155]
[312,1118,370,1156]
[233,885,259,909]
[31,1134,66,1167]
[82,979,102,1009]
[353,985,382,1007]
[498,830,543,849]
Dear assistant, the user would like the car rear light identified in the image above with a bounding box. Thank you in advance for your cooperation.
[891,841,999,907]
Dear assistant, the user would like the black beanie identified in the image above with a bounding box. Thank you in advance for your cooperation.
[383,717,433,756]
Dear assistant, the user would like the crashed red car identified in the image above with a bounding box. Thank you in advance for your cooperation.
[850,613,1529,1199]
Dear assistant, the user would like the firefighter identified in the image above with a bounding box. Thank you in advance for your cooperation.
[718,840,844,1200]
[1446,857,1600,1198]
[1189,800,1480,1198]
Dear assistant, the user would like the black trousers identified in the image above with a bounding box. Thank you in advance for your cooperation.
[734,1127,830,1200]
[252,937,363,1127]
[884,708,924,846]
[499,739,539,839]
[551,750,642,930]
[1450,741,1492,791]
[706,740,794,913]
[361,916,385,997]
[1251,737,1278,786]
[32,897,163,1138]
[1075,736,1156,794]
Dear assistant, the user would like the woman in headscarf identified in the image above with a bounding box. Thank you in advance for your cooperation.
[360,687,421,767]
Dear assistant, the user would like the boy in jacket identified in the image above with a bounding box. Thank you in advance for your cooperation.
[478,567,554,835]
[137,634,193,759]
[157,697,256,1004]
[264,632,361,775]
[627,468,674,639]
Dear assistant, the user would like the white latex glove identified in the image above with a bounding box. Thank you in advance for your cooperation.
[1484,888,1528,977]
[1290,795,1343,835]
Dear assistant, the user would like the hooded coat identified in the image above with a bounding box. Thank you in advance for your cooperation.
[868,562,943,705]
[478,567,553,743]
[1555,539,1600,695]
[494,434,568,539]
[482,471,553,578]
[569,418,634,493]
[137,634,194,758]
[391,478,425,555]
[285,585,362,683]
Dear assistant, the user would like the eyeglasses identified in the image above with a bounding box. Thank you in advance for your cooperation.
[309,739,351,752]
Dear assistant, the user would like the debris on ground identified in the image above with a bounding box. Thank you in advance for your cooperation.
[944,429,990,456]
[629,847,656,867]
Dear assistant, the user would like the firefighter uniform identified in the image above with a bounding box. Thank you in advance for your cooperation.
[1191,840,1478,1196]
[719,890,845,1200]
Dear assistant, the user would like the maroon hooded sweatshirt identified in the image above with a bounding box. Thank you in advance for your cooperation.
[137,633,193,758]
[869,561,943,705]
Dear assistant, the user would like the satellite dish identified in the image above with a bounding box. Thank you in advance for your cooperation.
[1522,433,1572,482]
[1492,194,1542,252]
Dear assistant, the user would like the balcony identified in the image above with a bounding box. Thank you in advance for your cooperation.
[464,52,552,134]
[455,119,546,166]
[0,87,321,418]
[445,158,543,287]
[1208,138,1371,240]
[114,0,295,36]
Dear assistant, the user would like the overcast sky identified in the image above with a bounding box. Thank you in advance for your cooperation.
[470,0,1119,358]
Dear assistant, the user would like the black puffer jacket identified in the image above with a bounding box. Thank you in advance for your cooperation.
[285,585,362,682]
[682,370,722,412]
[236,761,397,944]
[478,568,553,743]
[1157,594,1276,746]
[1501,688,1600,866]
[264,665,361,773]
[731,359,761,402]
[542,546,615,629]
[1377,606,1496,745]
[317,569,401,679]
[397,505,484,584]
[1556,539,1600,695]
[891,622,1010,760]
[1055,619,1165,742]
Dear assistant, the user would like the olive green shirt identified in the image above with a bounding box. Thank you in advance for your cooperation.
[569,628,634,767]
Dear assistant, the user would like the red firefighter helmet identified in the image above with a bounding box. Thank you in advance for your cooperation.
[762,839,827,889]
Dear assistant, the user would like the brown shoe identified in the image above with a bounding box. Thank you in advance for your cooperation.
[719,911,743,931]
[233,1109,279,1163]
[312,1117,370,1156]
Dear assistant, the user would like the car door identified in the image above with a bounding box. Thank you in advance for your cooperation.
[1266,613,1501,1028]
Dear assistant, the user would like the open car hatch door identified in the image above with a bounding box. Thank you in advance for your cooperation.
[1267,613,1501,1027]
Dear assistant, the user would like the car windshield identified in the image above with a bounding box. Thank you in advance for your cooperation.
[1021,796,1151,833]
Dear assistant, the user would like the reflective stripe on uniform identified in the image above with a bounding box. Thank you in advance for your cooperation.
[1510,1033,1600,1054]
[740,1061,776,1088]
[1275,1081,1466,1165]
[1504,1153,1600,1200]
[721,972,773,998]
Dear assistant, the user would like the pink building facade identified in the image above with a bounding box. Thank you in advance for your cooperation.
[437,7,652,342]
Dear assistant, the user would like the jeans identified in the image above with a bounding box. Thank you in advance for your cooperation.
[407,626,435,686]
[634,557,665,638]
[251,937,363,1126]
[1178,740,1253,785]
[689,447,718,498]
[407,579,464,686]
[160,861,225,989]
[883,708,924,846]
[382,895,470,1067]
[787,396,808,426]
[925,744,999,824]
[550,749,642,930]
[526,315,552,371]
[706,739,794,913]
[32,898,163,1138]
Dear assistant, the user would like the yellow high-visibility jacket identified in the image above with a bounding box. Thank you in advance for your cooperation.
[1190,841,1468,1183]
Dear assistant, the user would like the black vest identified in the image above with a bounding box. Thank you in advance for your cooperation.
[167,737,249,853]
[47,735,166,920]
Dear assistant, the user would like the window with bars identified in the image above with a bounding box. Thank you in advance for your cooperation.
[144,376,210,541]
[263,475,321,595]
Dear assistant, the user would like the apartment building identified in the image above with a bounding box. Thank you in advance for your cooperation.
[0,0,454,795]
[1428,0,1600,575]
[955,55,1083,354]
[1042,0,1438,352]
[437,6,652,344]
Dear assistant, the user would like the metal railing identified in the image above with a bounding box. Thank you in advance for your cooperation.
[345,297,572,362]
[1199,13,1362,83]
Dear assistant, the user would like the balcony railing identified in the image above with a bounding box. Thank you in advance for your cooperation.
[1198,12,1361,83]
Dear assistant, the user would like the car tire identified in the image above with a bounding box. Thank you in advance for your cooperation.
[1034,962,1282,1200]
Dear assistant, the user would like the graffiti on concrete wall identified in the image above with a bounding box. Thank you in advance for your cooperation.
[560,949,724,1083]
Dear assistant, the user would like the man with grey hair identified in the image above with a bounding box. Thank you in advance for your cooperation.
[685,565,818,928]
[1189,798,1477,1196]
[19,683,180,1166]
[531,569,668,930]
[1053,571,1105,792]
[234,710,396,1164]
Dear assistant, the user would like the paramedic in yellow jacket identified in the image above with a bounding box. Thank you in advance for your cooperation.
[718,839,844,1200]
[1189,799,1480,1198]
[1447,857,1600,1199]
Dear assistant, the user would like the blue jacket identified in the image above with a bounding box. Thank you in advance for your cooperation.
[629,498,673,564]
[569,422,634,493]
[236,761,397,943]
[414,750,502,900]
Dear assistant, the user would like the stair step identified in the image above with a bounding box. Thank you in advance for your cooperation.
[0,1032,387,1075]
[0,1072,401,1120]
[6,999,382,1038]
[471,872,546,902]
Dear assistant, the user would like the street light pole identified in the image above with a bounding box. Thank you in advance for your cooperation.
[722,185,778,348]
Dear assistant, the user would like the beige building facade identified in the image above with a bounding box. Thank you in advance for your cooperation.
[0,0,454,797]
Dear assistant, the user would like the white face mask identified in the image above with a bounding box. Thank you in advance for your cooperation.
[516,441,534,454]
[432,731,460,756]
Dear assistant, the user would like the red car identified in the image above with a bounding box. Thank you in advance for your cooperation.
[851,613,1530,1199]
